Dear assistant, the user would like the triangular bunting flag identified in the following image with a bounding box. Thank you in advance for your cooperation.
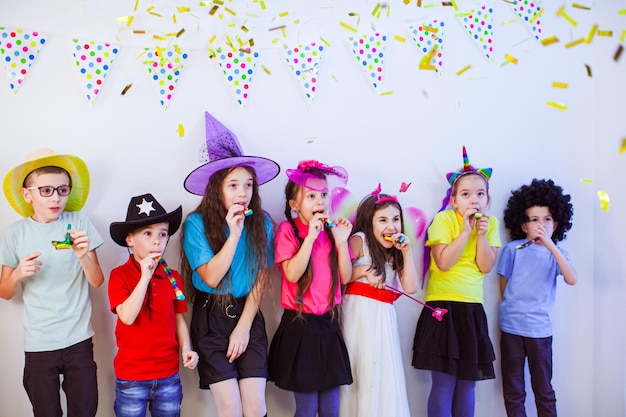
[72,39,119,104]
[459,5,494,62]
[142,46,188,109]
[283,42,324,103]
[0,28,47,92]
[409,20,445,75]
[511,0,543,42]
[215,47,259,108]
[348,32,387,92]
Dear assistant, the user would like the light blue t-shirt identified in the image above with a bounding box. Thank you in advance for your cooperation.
[183,212,274,298]
[0,211,104,352]
[498,239,570,338]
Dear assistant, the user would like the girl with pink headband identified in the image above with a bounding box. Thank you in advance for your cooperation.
[268,159,354,417]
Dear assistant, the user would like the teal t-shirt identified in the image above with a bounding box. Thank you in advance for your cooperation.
[183,212,274,298]
[0,211,104,352]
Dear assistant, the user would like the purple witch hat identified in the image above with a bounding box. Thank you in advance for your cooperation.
[184,112,280,195]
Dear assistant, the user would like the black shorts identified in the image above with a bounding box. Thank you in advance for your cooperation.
[190,291,268,389]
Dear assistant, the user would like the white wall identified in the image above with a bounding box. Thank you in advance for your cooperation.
[0,1,622,416]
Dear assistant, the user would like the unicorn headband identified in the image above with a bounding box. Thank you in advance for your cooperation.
[445,145,493,187]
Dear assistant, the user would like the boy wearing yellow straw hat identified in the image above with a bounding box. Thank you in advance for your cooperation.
[0,149,104,417]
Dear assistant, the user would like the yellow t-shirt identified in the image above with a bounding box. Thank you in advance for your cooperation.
[425,209,501,303]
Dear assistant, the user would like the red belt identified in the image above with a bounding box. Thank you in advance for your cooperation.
[345,281,401,304]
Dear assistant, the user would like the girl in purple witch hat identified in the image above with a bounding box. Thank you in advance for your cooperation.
[412,146,501,417]
[180,112,280,417]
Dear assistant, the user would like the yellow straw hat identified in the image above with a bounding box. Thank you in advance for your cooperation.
[3,148,90,218]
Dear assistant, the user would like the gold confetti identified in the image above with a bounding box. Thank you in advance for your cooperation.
[556,6,577,27]
[260,1,266,10]
[441,2,453,6]
[208,6,218,15]
[133,30,146,34]
[146,5,155,12]
[134,0,139,11]
[261,65,271,75]
[149,12,163,18]
[340,22,358,32]
[501,19,518,25]
[619,9,626,15]
[320,37,331,46]
[279,11,289,17]
[597,30,612,37]
[614,45,623,62]
[214,0,224,5]
[394,34,406,42]
[541,35,559,46]
[572,3,591,10]
[268,25,285,31]
[241,25,249,33]
[586,24,598,43]
[547,101,568,110]
[456,65,471,76]
[225,7,236,16]
[585,64,592,77]
[597,191,610,211]
[580,178,593,183]
[209,34,216,43]
[177,6,190,13]
[505,53,518,64]
[552,81,568,89]
[178,124,185,137]
[372,3,381,16]
[621,30,626,43]
[380,91,394,96]
[619,138,626,154]
[176,28,185,37]
[565,38,585,49]
[153,34,166,41]
[121,83,133,95]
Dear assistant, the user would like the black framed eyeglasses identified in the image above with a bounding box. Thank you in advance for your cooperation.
[27,185,72,197]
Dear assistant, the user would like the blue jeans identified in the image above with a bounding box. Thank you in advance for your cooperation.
[500,332,556,417]
[114,373,183,417]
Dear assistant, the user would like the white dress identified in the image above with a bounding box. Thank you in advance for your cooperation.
[339,232,411,417]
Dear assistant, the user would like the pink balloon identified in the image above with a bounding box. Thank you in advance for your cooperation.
[404,206,427,244]
[330,187,358,224]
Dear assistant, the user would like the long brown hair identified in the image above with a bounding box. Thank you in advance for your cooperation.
[283,179,339,318]
[352,194,405,282]
[180,166,270,307]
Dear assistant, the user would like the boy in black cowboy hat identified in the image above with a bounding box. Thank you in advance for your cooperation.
[108,193,198,417]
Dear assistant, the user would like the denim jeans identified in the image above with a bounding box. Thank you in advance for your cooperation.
[114,373,183,417]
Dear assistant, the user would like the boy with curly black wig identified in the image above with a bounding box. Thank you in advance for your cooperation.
[497,178,578,417]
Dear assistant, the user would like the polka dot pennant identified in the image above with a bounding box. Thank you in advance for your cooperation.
[459,5,494,62]
[216,47,259,108]
[0,28,47,92]
[283,42,324,103]
[409,20,445,75]
[348,32,387,92]
[72,39,119,104]
[142,46,188,109]
[512,0,543,42]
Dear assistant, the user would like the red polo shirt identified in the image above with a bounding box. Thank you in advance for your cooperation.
[108,256,187,380]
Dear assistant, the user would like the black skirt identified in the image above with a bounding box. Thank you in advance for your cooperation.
[268,309,353,392]
[412,301,495,381]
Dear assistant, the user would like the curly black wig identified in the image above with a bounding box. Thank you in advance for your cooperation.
[503,179,573,242]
